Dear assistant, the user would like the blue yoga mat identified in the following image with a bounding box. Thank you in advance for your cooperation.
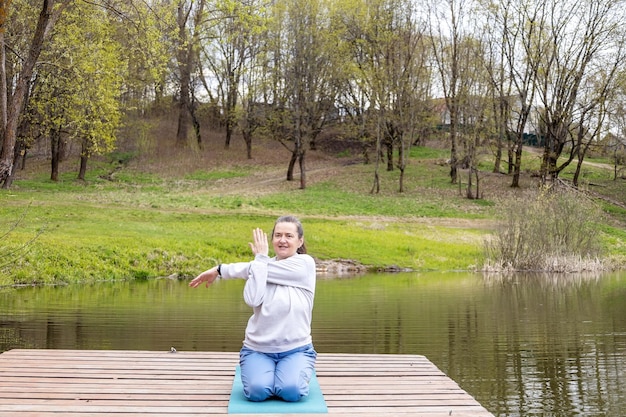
[227,366,328,414]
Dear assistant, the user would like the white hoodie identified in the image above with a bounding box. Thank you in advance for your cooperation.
[220,253,316,353]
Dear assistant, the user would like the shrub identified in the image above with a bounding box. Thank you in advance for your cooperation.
[484,187,604,272]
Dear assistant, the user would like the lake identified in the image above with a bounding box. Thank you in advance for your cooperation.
[1,271,625,416]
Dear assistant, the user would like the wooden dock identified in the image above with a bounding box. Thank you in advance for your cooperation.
[0,349,493,416]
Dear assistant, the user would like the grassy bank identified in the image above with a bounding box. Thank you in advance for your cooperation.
[1,132,625,286]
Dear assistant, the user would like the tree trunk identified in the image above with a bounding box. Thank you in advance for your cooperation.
[507,143,514,174]
[1,0,68,188]
[466,167,474,199]
[287,149,297,181]
[225,122,233,150]
[493,135,502,174]
[2,139,23,189]
[175,3,192,148]
[397,139,405,193]
[492,98,506,174]
[449,126,458,184]
[573,140,592,187]
[78,140,88,180]
[474,167,480,199]
[50,130,61,182]
[371,120,382,194]
[242,131,253,159]
[78,155,88,180]
[0,31,7,132]
[386,140,393,171]
[298,150,306,190]
[191,104,202,149]
[371,170,380,194]
[511,134,524,187]
[224,75,238,149]
[16,138,28,170]
[176,77,190,147]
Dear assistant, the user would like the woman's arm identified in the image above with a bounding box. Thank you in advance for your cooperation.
[188,266,219,288]
[266,254,316,291]
[190,228,268,289]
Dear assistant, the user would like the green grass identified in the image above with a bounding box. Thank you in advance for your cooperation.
[0,200,484,285]
[254,181,482,218]
[183,170,247,181]
[1,142,624,286]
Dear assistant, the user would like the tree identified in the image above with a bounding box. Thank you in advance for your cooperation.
[265,0,339,189]
[239,15,271,160]
[107,0,172,114]
[608,77,626,180]
[571,60,622,187]
[478,0,543,188]
[0,0,71,188]
[334,0,432,193]
[534,0,625,184]
[332,1,379,185]
[373,1,430,193]
[455,38,493,199]
[71,9,124,180]
[24,2,124,181]
[174,0,206,148]
[481,0,515,176]
[203,0,268,151]
[0,0,9,134]
[428,0,466,184]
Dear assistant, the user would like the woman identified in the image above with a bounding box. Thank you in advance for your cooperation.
[189,215,317,402]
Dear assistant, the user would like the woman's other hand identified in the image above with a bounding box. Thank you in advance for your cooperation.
[189,267,219,288]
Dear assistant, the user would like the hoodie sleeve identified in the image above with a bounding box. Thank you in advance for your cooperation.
[219,255,270,307]
[242,254,270,307]
[265,254,316,293]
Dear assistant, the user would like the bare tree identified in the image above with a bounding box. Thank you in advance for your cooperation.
[429,0,492,186]
[378,3,430,193]
[428,0,467,184]
[480,0,542,188]
[265,0,338,189]
[335,0,431,194]
[534,0,625,184]
[608,82,626,181]
[571,56,622,187]
[174,0,206,148]
[203,0,267,151]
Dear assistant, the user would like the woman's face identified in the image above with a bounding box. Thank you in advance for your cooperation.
[272,222,303,260]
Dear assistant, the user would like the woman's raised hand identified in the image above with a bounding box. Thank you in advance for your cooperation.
[249,227,268,257]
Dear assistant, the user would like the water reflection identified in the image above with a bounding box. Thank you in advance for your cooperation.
[1,271,625,416]
[478,273,626,416]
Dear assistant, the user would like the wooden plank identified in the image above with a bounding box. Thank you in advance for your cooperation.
[0,349,494,416]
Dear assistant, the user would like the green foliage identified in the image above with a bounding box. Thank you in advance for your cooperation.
[25,2,124,167]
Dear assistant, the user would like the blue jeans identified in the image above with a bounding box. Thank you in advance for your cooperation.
[239,344,317,402]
